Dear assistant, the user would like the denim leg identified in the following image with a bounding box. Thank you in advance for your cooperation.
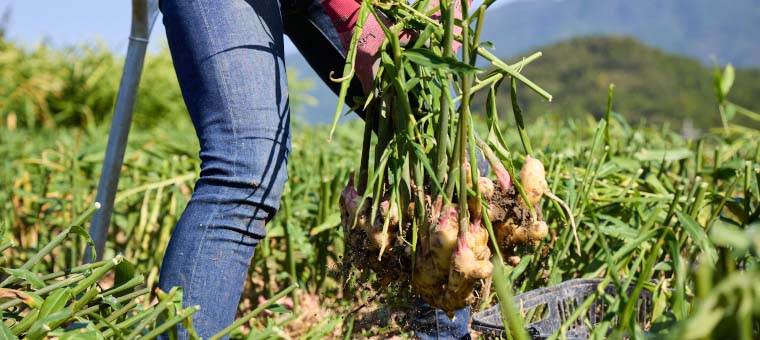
[158,0,289,339]
[411,298,472,340]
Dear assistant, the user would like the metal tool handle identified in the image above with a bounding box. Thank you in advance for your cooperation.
[87,0,160,262]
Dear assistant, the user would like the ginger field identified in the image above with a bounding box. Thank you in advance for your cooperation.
[1,26,760,340]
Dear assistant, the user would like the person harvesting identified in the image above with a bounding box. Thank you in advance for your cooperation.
[155,0,490,338]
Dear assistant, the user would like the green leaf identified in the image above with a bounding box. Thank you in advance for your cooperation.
[265,303,291,314]
[100,295,121,309]
[410,143,446,203]
[38,287,71,319]
[651,282,671,323]
[381,51,397,78]
[634,148,693,162]
[644,175,669,195]
[508,255,531,281]
[676,211,717,264]
[59,323,105,340]
[11,309,39,335]
[401,153,412,197]
[27,309,73,340]
[723,199,748,224]
[491,260,530,340]
[610,156,641,171]
[720,64,735,97]
[598,221,639,240]
[653,261,673,272]
[681,307,725,339]
[404,48,482,74]
[411,24,436,49]
[113,258,137,290]
[5,268,45,289]
[0,320,18,340]
[480,41,495,49]
[723,103,737,121]
[309,212,341,236]
[70,225,96,262]
[710,219,749,251]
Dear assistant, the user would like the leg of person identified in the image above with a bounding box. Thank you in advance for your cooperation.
[158,0,289,339]
[411,297,472,340]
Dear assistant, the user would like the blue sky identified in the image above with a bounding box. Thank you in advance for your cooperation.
[0,0,504,55]
[0,0,170,53]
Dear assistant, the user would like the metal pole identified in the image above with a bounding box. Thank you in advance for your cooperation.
[87,0,160,262]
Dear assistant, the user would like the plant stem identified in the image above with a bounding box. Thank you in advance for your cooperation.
[510,78,533,156]
[605,84,615,147]
[358,103,375,194]
[435,76,452,199]
[492,261,530,340]
[208,284,298,340]
[470,6,486,64]
[282,199,299,310]
[0,203,100,288]
[328,0,370,140]
[442,0,455,58]
[454,0,473,236]
[479,48,552,101]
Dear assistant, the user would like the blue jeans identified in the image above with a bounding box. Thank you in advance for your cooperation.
[411,298,472,340]
[157,0,469,339]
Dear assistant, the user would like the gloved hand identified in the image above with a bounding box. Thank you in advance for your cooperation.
[322,0,470,94]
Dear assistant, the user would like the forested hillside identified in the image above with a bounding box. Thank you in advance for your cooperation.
[482,0,760,67]
[477,36,760,129]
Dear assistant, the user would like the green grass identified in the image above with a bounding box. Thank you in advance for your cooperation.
[4,107,759,338]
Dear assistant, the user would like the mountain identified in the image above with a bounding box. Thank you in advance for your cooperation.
[286,0,760,124]
[472,36,760,129]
